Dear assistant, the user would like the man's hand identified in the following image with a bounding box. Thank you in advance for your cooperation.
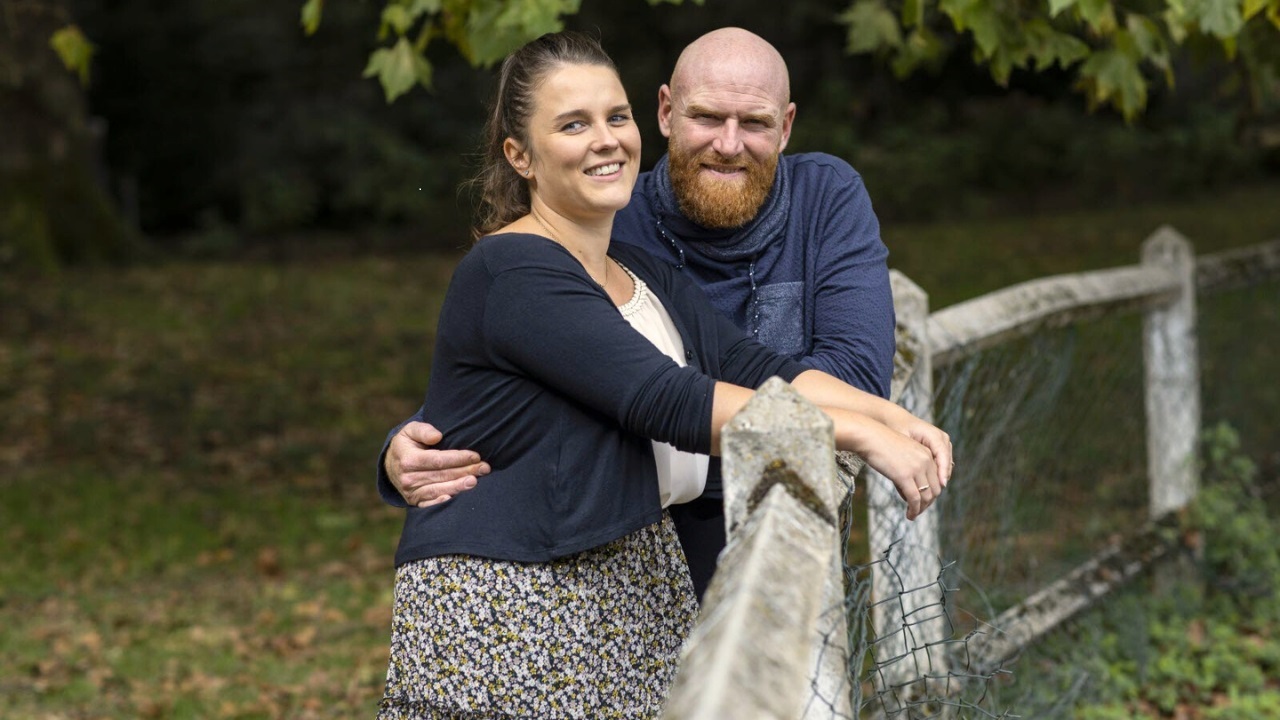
[387,422,489,507]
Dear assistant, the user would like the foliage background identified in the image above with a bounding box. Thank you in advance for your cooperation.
[4,0,1278,265]
[3,1,1280,717]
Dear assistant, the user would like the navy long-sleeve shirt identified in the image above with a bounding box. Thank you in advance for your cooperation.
[614,152,894,398]
[391,234,806,565]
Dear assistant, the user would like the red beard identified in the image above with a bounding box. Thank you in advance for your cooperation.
[667,143,777,229]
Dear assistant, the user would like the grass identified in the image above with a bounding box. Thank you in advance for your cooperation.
[2,182,1279,718]
[0,257,452,719]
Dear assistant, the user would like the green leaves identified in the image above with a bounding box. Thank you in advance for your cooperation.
[306,0,597,102]
[364,37,433,103]
[840,0,902,54]
[320,0,1280,117]
[458,0,582,68]
[300,0,323,36]
[837,0,1280,121]
[49,25,95,86]
[1077,48,1146,121]
[1187,0,1245,38]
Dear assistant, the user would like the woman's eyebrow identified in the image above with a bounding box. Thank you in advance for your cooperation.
[551,104,633,124]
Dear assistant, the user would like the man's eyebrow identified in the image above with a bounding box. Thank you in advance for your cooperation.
[684,104,776,126]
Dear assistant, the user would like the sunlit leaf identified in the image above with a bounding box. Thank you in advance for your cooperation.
[1164,6,1191,43]
[1126,14,1164,56]
[300,0,323,36]
[1075,0,1117,35]
[405,0,443,15]
[382,4,413,35]
[1025,18,1090,70]
[986,45,1015,85]
[1077,46,1147,120]
[1243,0,1269,20]
[1127,14,1174,86]
[890,27,944,76]
[840,0,903,53]
[461,0,580,67]
[1048,0,1076,18]
[363,37,432,102]
[901,0,925,29]
[939,0,1001,57]
[938,0,979,31]
[966,6,1003,57]
[49,25,95,86]
[1188,0,1244,38]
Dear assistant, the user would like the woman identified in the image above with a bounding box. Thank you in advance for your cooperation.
[377,32,950,719]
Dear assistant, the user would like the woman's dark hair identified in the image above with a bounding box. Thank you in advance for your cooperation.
[470,31,617,239]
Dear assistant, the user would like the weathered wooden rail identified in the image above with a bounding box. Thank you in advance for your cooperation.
[661,229,1280,719]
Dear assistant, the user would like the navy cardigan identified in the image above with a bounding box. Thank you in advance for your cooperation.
[392,233,806,566]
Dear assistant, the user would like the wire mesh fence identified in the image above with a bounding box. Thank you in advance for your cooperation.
[666,235,1278,720]
[820,237,1279,719]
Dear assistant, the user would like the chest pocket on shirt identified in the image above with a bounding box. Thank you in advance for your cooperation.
[754,281,805,356]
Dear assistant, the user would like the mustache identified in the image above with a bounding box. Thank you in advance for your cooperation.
[696,151,749,170]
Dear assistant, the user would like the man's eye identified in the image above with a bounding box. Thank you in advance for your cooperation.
[609,114,631,124]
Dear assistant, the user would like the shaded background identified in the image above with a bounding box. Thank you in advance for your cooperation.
[3,1,1280,718]
[4,0,1278,265]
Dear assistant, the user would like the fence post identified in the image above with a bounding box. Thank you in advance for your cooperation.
[1142,226,1200,518]
[663,378,846,720]
[866,272,947,699]
[720,378,855,720]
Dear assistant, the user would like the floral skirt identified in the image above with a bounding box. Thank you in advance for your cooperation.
[376,512,698,720]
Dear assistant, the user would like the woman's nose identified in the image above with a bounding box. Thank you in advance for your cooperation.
[592,125,620,151]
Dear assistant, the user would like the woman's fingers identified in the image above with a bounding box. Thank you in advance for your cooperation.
[864,421,950,521]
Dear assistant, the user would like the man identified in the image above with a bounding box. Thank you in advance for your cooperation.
[379,27,895,599]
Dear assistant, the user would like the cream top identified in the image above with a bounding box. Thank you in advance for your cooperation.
[616,261,710,507]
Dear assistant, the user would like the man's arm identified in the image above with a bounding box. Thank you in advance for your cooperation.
[378,411,490,508]
[798,158,895,398]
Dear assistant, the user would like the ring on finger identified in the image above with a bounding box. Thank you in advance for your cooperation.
[918,485,930,492]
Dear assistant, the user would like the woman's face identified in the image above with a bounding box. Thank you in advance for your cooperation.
[517,63,640,222]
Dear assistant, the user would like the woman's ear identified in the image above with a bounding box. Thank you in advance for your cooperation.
[503,138,531,178]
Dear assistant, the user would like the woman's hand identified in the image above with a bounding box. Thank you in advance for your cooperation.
[859,422,943,520]
[881,407,953,490]
[828,407,952,521]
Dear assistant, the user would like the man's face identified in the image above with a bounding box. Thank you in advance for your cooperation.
[658,67,795,229]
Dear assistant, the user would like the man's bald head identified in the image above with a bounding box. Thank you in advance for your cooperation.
[669,28,790,106]
[658,28,797,229]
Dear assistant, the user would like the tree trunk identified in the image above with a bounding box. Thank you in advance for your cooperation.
[0,0,137,271]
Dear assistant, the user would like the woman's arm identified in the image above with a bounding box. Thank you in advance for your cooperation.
[710,374,951,521]
[791,369,951,479]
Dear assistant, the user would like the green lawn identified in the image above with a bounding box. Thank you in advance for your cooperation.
[2,183,1279,719]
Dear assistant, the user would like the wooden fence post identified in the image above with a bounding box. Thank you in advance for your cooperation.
[1142,226,1201,518]
[663,378,848,719]
[867,272,947,698]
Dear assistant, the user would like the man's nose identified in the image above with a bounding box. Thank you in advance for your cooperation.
[711,120,743,157]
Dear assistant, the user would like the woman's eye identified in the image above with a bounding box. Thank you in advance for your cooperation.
[561,120,585,132]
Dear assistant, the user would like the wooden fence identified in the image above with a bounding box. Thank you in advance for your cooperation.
[661,227,1280,719]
